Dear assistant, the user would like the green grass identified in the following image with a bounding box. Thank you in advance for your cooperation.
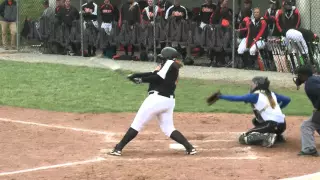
[0,60,313,116]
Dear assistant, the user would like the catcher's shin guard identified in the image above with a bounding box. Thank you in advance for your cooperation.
[239,132,277,147]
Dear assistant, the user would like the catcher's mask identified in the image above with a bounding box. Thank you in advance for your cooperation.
[293,65,313,90]
[250,76,270,93]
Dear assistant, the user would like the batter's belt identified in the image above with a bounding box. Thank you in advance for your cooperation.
[148,91,175,99]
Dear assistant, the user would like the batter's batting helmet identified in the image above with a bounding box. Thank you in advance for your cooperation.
[160,47,182,60]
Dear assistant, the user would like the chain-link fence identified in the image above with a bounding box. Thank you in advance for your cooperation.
[5,0,319,72]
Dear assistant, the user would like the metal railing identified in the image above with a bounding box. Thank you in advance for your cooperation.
[1,0,316,73]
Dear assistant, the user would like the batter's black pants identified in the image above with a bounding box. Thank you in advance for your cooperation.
[247,119,286,136]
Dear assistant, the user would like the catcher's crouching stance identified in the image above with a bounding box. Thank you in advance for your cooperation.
[109,47,197,156]
[207,77,291,147]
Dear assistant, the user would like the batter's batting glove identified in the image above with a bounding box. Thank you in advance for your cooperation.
[133,78,142,84]
[206,90,221,106]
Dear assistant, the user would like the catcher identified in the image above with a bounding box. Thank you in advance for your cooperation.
[207,76,291,147]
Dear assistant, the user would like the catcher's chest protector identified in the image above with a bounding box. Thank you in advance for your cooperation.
[251,91,285,124]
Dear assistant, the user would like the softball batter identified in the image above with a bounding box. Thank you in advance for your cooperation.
[109,47,197,156]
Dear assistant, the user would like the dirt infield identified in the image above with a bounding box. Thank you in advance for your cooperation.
[0,106,319,180]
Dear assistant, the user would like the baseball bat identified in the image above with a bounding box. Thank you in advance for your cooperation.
[254,38,265,71]
[89,56,127,76]
[273,39,284,72]
[280,38,295,73]
[308,42,320,73]
[289,40,304,66]
[275,39,290,73]
[269,39,281,72]
[294,40,306,66]
[299,41,310,65]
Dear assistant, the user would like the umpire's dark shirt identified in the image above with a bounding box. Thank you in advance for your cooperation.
[305,75,320,110]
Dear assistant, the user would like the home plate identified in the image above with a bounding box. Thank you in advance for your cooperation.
[170,143,198,150]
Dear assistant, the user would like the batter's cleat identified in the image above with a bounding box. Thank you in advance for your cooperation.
[186,148,197,155]
[262,133,277,148]
[298,149,319,157]
[109,149,122,156]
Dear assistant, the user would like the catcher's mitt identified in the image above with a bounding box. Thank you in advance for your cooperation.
[206,90,221,105]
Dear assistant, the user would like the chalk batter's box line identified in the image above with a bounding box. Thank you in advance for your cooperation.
[0,118,266,177]
[100,147,253,153]
[104,139,236,143]
[0,154,268,177]
[0,118,243,136]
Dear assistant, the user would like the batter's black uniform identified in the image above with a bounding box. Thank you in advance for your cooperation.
[109,59,196,156]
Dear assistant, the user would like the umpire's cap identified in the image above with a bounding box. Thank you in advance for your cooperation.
[159,47,182,60]
[295,65,313,77]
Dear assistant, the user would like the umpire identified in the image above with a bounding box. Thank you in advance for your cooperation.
[293,65,320,156]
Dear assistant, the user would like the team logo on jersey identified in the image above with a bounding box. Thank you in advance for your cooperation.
[84,8,93,13]
[172,11,183,17]
[202,7,213,12]
[102,9,112,13]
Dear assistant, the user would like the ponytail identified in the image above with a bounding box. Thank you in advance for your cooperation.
[265,89,276,109]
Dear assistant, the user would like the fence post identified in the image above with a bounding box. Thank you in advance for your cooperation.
[232,0,236,68]
[80,0,84,57]
[153,0,157,63]
[16,0,20,52]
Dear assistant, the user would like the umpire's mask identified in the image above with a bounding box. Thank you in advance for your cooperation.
[293,65,313,90]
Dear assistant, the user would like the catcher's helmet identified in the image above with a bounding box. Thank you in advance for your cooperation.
[160,47,182,60]
[251,76,270,92]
